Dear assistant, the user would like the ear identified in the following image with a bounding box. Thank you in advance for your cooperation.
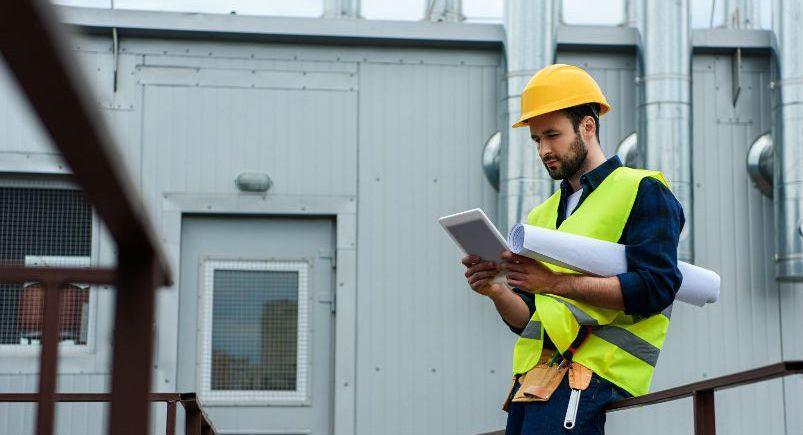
[582,116,596,140]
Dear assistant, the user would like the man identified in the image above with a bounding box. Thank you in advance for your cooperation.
[462,64,684,433]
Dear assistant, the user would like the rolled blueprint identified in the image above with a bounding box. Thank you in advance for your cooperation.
[507,223,720,306]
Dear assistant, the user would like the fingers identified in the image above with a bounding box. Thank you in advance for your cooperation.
[461,255,481,267]
[505,271,528,282]
[501,250,513,260]
[511,253,535,264]
[499,262,527,273]
[464,261,497,278]
[468,270,498,284]
[507,279,526,289]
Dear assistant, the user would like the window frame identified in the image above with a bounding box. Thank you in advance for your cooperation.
[0,175,100,356]
[197,258,311,405]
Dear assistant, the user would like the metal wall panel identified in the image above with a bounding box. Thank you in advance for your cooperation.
[554,51,637,159]
[608,53,786,434]
[356,59,505,435]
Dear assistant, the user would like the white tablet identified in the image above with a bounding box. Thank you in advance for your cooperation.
[438,208,509,264]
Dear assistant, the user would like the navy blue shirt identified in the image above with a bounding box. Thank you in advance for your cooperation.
[506,155,685,336]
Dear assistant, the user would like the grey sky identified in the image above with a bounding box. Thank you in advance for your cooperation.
[52,0,772,29]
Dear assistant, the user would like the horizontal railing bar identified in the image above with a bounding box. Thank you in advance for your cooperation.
[607,360,803,411]
[0,392,218,434]
[0,266,117,285]
[0,393,183,402]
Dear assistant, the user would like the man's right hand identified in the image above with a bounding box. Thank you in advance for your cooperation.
[462,255,503,297]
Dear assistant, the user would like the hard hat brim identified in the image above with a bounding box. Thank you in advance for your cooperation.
[512,97,611,128]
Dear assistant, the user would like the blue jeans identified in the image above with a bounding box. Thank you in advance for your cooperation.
[505,372,630,434]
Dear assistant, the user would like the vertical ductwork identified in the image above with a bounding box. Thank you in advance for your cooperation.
[722,0,761,29]
[773,0,803,280]
[500,0,558,233]
[634,0,694,263]
[322,0,360,18]
[425,0,464,22]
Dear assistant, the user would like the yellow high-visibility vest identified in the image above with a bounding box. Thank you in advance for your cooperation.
[512,166,674,397]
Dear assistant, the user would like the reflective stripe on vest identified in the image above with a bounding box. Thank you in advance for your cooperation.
[511,166,674,397]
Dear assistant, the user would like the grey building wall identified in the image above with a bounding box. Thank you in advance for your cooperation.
[0,25,505,434]
[0,9,800,435]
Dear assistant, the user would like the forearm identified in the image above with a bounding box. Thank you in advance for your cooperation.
[549,274,625,311]
[488,286,531,330]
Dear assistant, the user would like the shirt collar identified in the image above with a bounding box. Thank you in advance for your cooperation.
[559,155,623,196]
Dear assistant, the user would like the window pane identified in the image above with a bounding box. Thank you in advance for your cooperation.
[0,187,93,345]
[463,0,502,23]
[361,0,423,21]
[211,269,299,391]
[562,0,625,26]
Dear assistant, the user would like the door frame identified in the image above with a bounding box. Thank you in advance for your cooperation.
[159,193,357,434]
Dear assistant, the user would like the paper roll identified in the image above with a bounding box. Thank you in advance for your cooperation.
[507,223,720,307]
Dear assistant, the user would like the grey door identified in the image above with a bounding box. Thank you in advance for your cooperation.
[178,215,335,434]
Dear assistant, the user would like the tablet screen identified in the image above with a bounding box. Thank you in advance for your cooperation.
[439,209,508,264]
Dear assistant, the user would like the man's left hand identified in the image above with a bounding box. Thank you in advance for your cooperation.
[499,250,559,293]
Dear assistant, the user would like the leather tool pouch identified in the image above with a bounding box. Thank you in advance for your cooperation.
[568,362,593,391]
[512,362,569,402]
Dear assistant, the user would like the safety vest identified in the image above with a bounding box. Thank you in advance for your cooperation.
[511,166,674,397]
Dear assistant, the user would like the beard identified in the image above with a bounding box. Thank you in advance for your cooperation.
[542,133,588,180]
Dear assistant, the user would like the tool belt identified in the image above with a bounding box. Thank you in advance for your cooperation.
[502,349,594,412]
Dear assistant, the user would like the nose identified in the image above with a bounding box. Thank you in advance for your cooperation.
[538,143,551,160]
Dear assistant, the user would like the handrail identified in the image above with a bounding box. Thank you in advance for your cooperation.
[0,393,218,435]
[607,360,803,435]
[479,360,803,435]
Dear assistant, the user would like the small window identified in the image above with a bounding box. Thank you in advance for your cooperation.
[0,181,94,348]
[199,260,309,403]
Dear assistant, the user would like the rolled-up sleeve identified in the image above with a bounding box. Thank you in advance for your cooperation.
[616,177,685,316]
[504,288,536,335]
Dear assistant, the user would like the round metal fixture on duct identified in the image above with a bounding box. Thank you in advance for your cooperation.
[746,133,773,198]
[235,172,272,192]
[482,131,501,190]
[616,132,640,168]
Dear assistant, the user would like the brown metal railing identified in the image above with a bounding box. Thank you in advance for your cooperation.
[0,1,181,434]
[480,360,803,435]
[0,393,217,435]
[607,360,803,435]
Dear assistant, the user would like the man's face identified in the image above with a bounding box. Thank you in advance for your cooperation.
[527,111,587,180]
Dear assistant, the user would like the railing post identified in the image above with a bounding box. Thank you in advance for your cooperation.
[36,280,61,435]
[693,390,716,435]
[184,399,202,435]
[109,254,159,435]
[166,400,177,435]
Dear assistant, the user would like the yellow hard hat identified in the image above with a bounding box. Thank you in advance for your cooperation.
[512,64,611,128]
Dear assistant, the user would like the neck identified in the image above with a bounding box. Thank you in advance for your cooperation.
[565,144,606,192]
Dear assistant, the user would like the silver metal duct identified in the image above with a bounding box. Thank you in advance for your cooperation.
[634,0,694,263]
[500,0,558,233]
[722,0,761,29]
[773,0,803,280]
[425,0,464,22]
[483,131,501,191]
[746,133,774,198]
[322,0,360,18]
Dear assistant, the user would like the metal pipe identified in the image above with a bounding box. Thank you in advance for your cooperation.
[634,0,694,263]
[322,0,360,19]
[722,0,761,29]
[773,0,803,280]
[500,0,557,233]
[426,0,464,22]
